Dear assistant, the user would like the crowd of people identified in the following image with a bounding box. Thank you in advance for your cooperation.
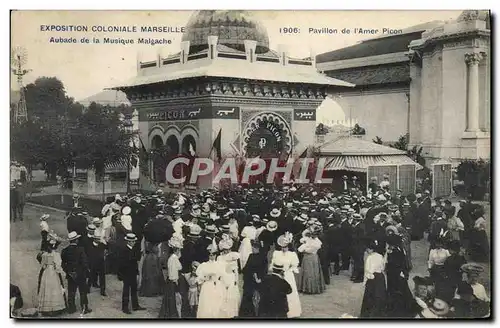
[22,175,490,319]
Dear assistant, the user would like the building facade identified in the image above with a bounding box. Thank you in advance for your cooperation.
[113,10,352,189]
[316,10,490,164]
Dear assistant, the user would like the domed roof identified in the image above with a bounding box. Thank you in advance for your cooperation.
[182,10,270,54]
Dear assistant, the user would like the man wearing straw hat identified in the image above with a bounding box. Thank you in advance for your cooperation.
[258,261,292,318]
[118,233,146,314]
[61,231,92,315]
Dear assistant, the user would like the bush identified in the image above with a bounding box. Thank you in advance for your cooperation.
[456,159,490,200]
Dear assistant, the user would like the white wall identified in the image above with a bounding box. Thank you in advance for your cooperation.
[333,90,409,143]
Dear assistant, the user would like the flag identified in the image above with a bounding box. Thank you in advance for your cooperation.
[188,142,196,157]
[210,128,222,162]
[139,136,148,155]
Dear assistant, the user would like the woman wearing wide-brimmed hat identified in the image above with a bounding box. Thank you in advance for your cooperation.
[360,239,387,318]
[139,239,166,298]
[297,226,325,295]
[218,237,241,318]
[196,240,226,318]
[158,235,184,318]
[37,238,67,317]
[270,233,301,318]
[416,298,450,318]
[238,216,258,270]
[385,234,414,318]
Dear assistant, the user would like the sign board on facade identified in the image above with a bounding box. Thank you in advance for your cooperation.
[141,106,240,121]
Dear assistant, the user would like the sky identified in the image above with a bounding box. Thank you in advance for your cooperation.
[11,10,461,102]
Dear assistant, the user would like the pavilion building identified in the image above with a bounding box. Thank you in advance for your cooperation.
[112,10,353,190]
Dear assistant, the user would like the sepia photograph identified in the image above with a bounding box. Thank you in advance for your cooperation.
[9,9,491,319]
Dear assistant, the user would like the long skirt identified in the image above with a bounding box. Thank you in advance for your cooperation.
[239,282,259,317]
[297,253,325,294]
[468,230,490,262]
[284,270,301,318]
[197,280,225,318]
[238,238,252,269]
[38,266,66,315]
[386,275,415,318]
[158,280,179,318]
[178,274,190,318]
[430,265,448,300]
[139,253,166,297]
[220,276,240,318]
[360,272,387,318]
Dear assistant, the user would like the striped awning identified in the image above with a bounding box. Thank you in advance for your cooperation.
[324,155,422,172]
[105,158,128,173]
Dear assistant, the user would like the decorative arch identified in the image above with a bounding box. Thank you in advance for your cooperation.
[164,126,182,154]
[180,125,199,156]
[242,111,293,157]
[149,126,166,148]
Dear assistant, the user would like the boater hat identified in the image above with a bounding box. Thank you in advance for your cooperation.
[428,299,450,316]
[122,206,132,215]
[68,231,81,241]
[270,208,281,218]
[40,214,50,221]
[204,225,217,234]
[266,220,278,232]
[124,233,138,242]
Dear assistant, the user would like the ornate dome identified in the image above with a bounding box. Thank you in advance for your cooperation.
[182,10,270,54]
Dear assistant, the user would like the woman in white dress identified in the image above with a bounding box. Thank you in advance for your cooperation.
[239,220,257,269]
[270,233,301,318]
[196,240,226,318]
[218,237,241,318]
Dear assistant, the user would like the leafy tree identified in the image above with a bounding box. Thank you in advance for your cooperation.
[390,133,409,151]
[315,123,329,136]
[456,159,490,200]
[71,102,130,178]
[372,136,383,144]
[351,123,366,136]
[24,77,82,121]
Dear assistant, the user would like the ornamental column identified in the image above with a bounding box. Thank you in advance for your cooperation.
[464,52,484,132]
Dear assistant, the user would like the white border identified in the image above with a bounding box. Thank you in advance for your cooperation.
[4,2,498,328]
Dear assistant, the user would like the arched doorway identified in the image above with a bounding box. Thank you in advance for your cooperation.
[166,135,180,156]
[150,135,166,183]
[243,112,292,158]
[180,135,197,186]
[165,135,181,185]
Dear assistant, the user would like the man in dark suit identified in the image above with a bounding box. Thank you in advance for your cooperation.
[15,182,26,220]
[61,231,92,315]
[88,234,108,296]
[350,214,366,283]
[326,217,343,275]
[258,263,292,318]
[117,233,146,314]
[67,212,88,237]
[10,184,18,222]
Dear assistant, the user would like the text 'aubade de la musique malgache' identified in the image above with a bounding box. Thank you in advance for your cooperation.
[40,24,185,45]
